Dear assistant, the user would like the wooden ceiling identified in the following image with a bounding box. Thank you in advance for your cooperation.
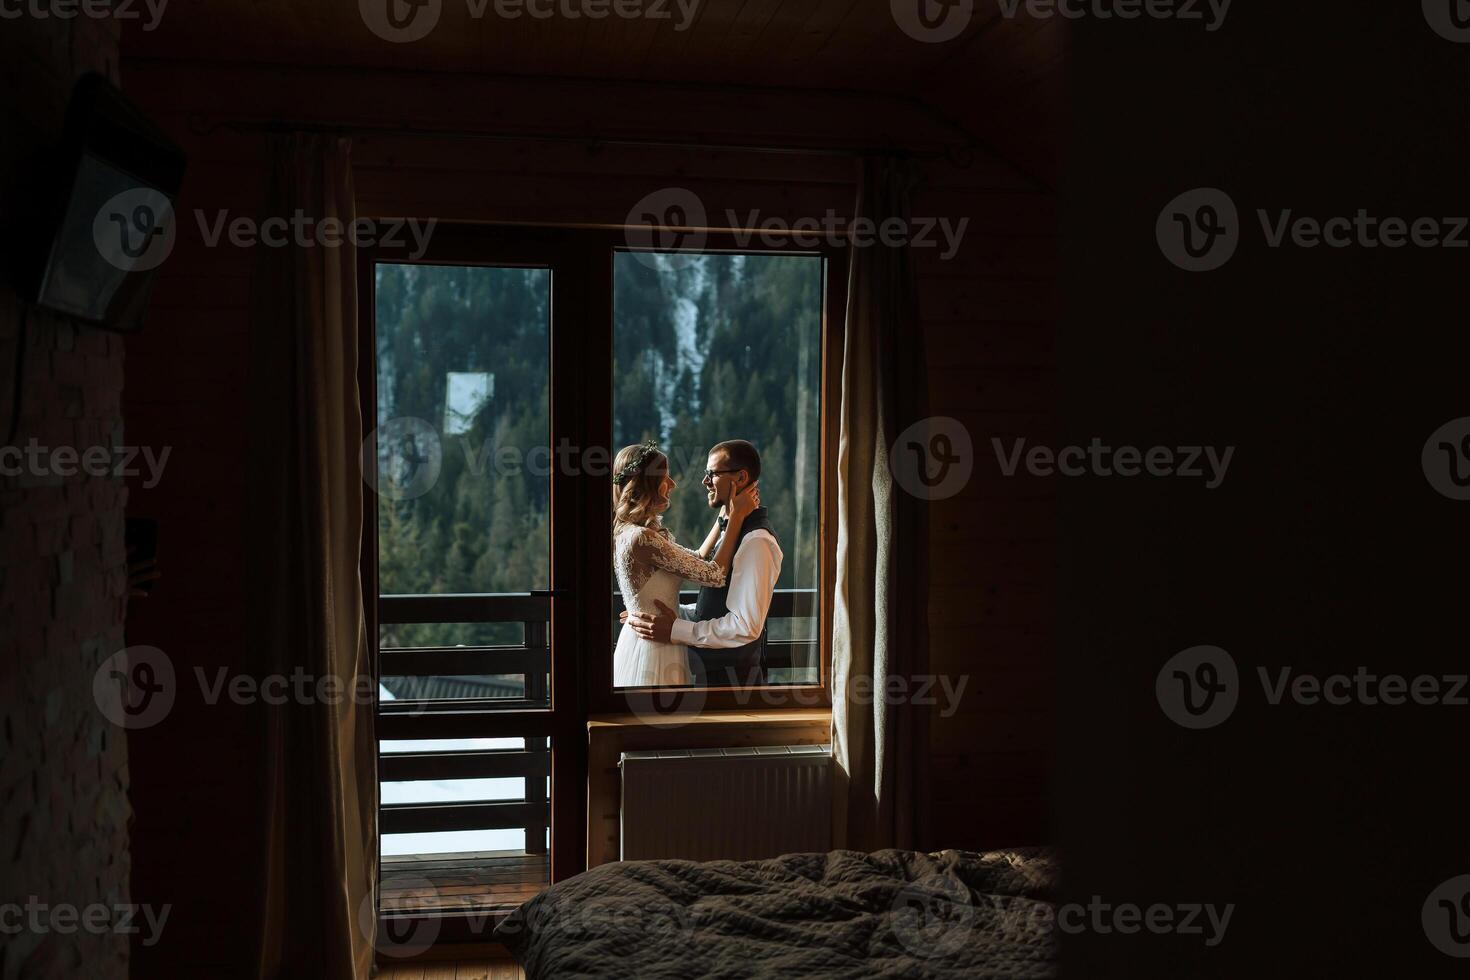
[122,0,1064,184]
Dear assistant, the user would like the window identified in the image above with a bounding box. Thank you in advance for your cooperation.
[611,251,824,687]
[362,226,839,930]
[365,244,571,920]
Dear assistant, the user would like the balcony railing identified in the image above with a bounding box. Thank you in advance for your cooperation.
[378,588,817,711]
[376,588,817,858]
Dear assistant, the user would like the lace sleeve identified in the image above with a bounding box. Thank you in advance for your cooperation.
[630,527,728,588]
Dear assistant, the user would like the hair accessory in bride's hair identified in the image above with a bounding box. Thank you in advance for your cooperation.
[613,438,660,487]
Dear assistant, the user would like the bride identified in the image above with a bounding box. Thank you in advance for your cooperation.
[612,439,758,687]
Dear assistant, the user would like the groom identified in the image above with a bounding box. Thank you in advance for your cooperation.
[627,439,782,687]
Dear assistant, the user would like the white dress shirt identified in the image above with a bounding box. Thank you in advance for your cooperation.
[670,529,783,648]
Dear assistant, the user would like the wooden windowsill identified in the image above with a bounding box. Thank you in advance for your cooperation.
[588,707,831,730]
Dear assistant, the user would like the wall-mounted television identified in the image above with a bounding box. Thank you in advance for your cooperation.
[17,73,186,332]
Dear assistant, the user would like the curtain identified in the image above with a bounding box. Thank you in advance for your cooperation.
[247,134,377,980]
[831,156,931,854]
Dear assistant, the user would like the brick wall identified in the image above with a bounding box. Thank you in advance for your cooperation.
[0,13,131,980]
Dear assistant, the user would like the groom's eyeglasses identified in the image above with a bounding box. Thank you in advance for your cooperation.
[702,468,740,481]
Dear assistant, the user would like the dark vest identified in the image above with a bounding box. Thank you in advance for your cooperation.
[689,507,777,687]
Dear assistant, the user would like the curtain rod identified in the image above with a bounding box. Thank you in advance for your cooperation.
[186,115,986,167]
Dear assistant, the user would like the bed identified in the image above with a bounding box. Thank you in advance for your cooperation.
[492,847,1058,979]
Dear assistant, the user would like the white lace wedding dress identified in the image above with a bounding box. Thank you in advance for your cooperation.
[612,521,728,687]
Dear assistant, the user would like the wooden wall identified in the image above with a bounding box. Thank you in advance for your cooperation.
[913,160,1057,851]
[118,60,1056,973]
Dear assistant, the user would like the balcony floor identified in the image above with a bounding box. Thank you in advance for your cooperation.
[382,849,550,912]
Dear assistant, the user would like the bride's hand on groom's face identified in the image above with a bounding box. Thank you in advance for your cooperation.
[729,483,759,521]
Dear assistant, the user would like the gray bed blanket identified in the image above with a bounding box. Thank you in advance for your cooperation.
[493,848,1058,979]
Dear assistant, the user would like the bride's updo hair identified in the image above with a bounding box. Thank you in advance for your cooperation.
[612,442,667,534]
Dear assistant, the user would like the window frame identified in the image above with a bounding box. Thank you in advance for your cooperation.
[589,234,845,714]
[359,225,594,903]
[358,224,844,938]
